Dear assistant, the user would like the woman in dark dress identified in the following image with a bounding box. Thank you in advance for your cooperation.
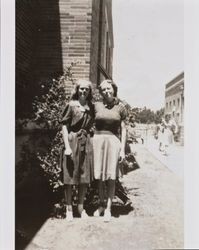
[60,79,94,221]
[93,79,127,222]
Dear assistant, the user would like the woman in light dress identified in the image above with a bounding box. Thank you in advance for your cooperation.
[158,114,178,155]
[92,79,127,222]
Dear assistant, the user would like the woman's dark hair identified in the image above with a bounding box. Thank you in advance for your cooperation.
[70,79,93,102]
[99,79,118,97]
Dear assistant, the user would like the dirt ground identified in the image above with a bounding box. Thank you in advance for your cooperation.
[23,145,183,250]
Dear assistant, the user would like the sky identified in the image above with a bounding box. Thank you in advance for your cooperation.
[112,0,184,111]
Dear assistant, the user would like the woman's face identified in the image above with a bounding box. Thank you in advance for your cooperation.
[78,82,90,100]
[100,82,114,102]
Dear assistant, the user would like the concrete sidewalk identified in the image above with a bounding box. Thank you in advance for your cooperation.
[24,145,183,250]
[131,135,184,179]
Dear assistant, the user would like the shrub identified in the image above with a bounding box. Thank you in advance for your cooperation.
[32,64,76,192]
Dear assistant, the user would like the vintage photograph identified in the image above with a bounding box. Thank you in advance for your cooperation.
[15,0,184,249]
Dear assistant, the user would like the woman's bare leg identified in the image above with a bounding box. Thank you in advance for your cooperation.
[78,184,87,214]
[106,179,115,210]
[94,180,105,216]
[64,185,73,221]
[64,185,72,209]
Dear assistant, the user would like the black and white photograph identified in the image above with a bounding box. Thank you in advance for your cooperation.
[1,0,199,249]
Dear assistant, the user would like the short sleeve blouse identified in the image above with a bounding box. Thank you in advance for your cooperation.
[94,100,127,137]
[61,100,94,132]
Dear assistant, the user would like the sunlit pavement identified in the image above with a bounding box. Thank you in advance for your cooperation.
[131,135,184,179]
[24,138,183,250]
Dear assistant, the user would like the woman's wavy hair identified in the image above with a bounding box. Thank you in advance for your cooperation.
[70,79,93,103]
[99,79,118,97]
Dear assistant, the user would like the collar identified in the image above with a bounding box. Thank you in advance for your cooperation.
[103,98,119,109]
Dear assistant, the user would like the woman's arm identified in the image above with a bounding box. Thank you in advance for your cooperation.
[62,125,72,156]
[120,121,127,160]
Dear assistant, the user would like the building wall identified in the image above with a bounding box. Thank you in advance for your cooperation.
[90,0,114,87]
[165,72,184,125]
[165,72,184,144]
[16,0,93,118]
[90,0,101,88]
[98,0,114,83]
[16,0,39,118]
[16,0,114,119]
[35,0,93,97]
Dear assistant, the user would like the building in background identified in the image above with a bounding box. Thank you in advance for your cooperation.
[165,72,184,144]
[16,0,114,119]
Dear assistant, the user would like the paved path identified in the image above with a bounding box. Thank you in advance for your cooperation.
[24,146,183,250]
[142,135,184,179]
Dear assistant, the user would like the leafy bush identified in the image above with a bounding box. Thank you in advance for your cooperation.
[32,64,76,192]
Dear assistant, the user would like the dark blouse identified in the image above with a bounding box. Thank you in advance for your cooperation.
[61,100,94,133]
[94,100,127,137]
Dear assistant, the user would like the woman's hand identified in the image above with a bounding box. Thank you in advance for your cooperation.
[119,150,125,162]
[64,147,73,156]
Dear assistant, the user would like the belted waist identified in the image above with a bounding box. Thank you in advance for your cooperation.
[94,130,115,135]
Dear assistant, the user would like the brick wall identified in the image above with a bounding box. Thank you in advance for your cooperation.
[58,0,92,79]
[16,0,113,119]
[33,0,93,82]
[16,0,93,118]
[16,0,38,118]
[58,0,93,92]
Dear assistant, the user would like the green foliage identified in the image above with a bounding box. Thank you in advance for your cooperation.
[32,64,76,191]
[33,64,75,130]
[154,108,164,124]
[37,131,64,191]
[128,107,164,124]
[137,107,155,124]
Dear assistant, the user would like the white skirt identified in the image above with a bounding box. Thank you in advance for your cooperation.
[159,128,174,146]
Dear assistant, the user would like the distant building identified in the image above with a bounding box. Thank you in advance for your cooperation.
[16,0,114,119]
[165,72,184,144]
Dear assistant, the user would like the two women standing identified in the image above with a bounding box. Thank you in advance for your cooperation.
[60,79,127,222]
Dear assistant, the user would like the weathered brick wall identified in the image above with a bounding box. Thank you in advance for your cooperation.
[33,0,64,80]
[16,1,36,82]
[16,0,38,118]
[16,0,113,119]
[60,0,92,78]
[57,0,93,93]
[16,0,93,118]
[33,0,93,82]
